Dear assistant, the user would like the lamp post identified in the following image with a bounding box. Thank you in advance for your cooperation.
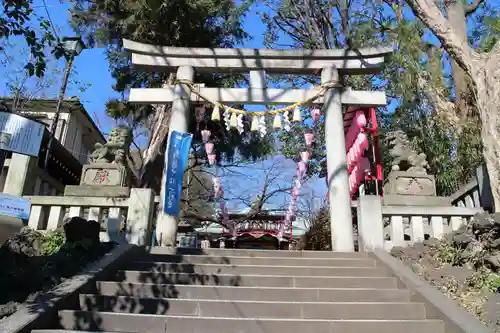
[43,36,86,170]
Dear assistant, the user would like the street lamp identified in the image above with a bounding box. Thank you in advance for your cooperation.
[43,36,86,170]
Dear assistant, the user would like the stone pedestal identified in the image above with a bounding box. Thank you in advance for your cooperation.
[80,163,130,187]
[64,163,131,198]
[383,171,449,206]
[384,171,436,196]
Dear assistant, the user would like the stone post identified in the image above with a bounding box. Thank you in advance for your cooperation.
[322,66,354,252]
[356,195,384,251]
[157,66,195,247]
[126,188,155,245]
[3,153,37,196]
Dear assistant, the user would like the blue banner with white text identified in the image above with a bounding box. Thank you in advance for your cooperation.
[164,130,193,215]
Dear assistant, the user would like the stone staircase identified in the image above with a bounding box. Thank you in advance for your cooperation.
[31,248,445,333]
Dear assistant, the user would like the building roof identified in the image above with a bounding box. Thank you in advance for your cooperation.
[0,97,106,143]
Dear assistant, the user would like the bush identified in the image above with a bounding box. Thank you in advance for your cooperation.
[40,229,65,255]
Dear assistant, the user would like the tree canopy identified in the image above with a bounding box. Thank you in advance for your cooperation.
[1,0,65,77]
[266,0,499,196]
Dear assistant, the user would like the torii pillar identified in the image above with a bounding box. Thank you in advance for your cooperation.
[322,67,354,252]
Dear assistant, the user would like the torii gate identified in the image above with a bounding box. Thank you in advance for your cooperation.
[123,39,391,252]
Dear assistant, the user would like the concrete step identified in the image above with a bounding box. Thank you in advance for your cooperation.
[125,255,377,268]
[112,270,395,287]
[147,247,371,258]
[80,294,426,320]
[57,311,445,333]
[115,264,390,277]
[32,331,118,333]
[96,282,410,302]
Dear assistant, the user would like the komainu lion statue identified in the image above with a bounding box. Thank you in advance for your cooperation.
[385,130,429,174]
[89,126,132,165]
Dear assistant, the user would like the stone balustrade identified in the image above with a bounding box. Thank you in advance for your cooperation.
[381,205,482,251]
[357,195,483,252]
[23,188,155,245]
[449,179,481,209]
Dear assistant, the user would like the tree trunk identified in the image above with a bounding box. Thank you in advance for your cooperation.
[444,0,471,120]
[405,0,500,211]
[474,49,500,211]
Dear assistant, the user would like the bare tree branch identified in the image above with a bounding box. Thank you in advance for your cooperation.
[464,0,484,16]
[405,0,475,77]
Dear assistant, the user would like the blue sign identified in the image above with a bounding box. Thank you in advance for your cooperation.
[0,194,31,220]
[164,130,193,215]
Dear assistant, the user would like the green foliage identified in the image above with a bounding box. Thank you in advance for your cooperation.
[0,0,65,77]
[40,229,65,256]
[436,243,462,265]
[70,0,273,164]
[264,0,492,196]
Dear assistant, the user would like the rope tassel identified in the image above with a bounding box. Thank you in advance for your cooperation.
[273,114,282,130]
[251,115,259,132]
[230,112,238,128]
[292,107,301,122]
[211,105,221,121]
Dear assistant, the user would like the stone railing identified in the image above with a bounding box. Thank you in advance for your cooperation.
[448,164,493,211]
[357,195,483,252]
[24,188,155,245]
[381,205,482,251]
[449,179,481,208]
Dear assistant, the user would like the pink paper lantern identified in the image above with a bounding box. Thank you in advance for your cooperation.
[201,130,211,142]
[300,151,310,163]
[311,108,321,122]
[304,133,314,146]
[207,154,216,165]
[355,110,367,127]
[219,201,225,209]
[205,142,214,154]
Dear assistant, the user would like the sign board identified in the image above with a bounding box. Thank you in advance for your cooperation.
[0,193,31,220]
[164,130,193,215]
[0,111,45,157]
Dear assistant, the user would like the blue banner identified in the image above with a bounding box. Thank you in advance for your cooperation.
[0,193,31,220]
[164,130,193,215]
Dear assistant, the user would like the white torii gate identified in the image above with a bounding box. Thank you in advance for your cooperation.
[123,39,391,252]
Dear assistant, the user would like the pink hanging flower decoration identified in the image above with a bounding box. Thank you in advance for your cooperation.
[300,151,310,163]
[304,133,314,146]
[205,142,214,154]
[311,108,321,122]
[201,130,211,142]
[207,154,216,165]
[298,161,307,172]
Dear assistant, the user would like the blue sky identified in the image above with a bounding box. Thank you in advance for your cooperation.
[0,1,326,211]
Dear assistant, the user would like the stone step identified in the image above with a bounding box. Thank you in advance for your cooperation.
[96,282,410,302]
[115,264,391,278]
[32,331,117,333]
[57,311,445,333]
[147,247,371,259]
[80,294,426,320]
[112,270,394,286]
[125,255,377,268]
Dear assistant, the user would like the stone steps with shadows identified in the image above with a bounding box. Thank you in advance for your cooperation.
[31,247,446,333]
